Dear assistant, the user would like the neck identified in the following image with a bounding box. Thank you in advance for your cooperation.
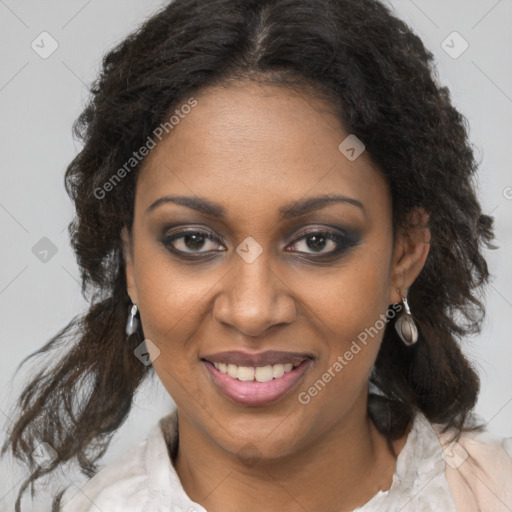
[173,404,409,512]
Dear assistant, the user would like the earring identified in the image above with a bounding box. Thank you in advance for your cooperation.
[125,303,139,336]
[394,289,418,346]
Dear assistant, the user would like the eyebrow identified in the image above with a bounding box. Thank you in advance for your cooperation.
[145,194,365,219]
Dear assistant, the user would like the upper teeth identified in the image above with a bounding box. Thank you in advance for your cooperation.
[212,362,298,382]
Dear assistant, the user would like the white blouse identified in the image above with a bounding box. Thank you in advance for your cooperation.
[60,407,512,512]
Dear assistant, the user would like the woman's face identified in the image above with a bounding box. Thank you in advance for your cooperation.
[122,81,424,462]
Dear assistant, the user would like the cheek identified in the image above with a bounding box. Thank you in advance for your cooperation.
[296,240,393,406]
[303,242,392,343]
[131,244,216,380]
[135,263,214,411]
[137,266,211,339]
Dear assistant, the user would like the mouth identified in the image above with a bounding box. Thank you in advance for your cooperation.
[200,353,313,407]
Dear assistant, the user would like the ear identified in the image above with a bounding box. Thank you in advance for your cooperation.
[389,207,431,304]
[121,225,138,305]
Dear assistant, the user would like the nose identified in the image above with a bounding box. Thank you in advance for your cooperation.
[212,252,297,337]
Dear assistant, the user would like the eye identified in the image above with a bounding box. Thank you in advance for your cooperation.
[285,228,359,257]
[161,226,360,260]
[162,229,225,255]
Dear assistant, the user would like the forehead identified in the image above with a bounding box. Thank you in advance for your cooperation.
[135,82,390,223]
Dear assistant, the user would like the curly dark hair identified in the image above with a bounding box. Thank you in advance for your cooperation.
[1,0,495,510]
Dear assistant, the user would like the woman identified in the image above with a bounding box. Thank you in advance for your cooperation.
[2,0,511,510]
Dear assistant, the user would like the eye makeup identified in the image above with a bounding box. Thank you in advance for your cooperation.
[158,223,363,263]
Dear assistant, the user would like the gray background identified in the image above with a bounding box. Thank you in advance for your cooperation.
[1,1,511,510]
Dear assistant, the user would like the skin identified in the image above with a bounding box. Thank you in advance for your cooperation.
[121,81,430,512]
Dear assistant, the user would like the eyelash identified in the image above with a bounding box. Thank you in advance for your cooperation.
[161,226,360,260]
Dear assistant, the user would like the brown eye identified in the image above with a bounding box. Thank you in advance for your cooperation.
[293,232,337,253]
[162,229,225,255]
[286,228,361,258]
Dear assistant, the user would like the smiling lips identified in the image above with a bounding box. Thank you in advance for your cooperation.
[201,350,313,406]
[202,349,313,367]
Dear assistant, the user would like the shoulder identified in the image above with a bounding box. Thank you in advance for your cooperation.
[59,412,179,512]
[59,437,150,512]
[432,420,512,512]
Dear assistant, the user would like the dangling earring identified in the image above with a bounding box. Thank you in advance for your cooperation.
[126,303,139,336]
[394,289,418,346]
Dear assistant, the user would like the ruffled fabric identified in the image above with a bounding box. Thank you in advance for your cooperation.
[353,413,456,511]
